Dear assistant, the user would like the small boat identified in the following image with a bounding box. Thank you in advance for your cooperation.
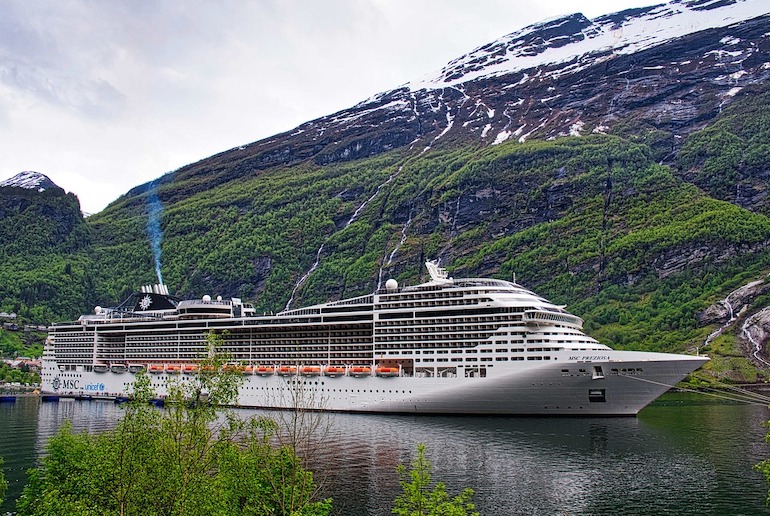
[183,364,199,374]
[0,395,16,403]
[114,396,131,404]
[375,366,400,377]
[149,398,165,407]
[324,365,346,377]
[241,365,255,375]
[148,364,165,374]
[255,366,274,376]
[75,394,93,401]
[300,366,321,376]
[41,395,60,402]
[128,364,146,373]
[277,365,297,376]
[166,364,181,374]
[111,364,127,374]
[350,366,372,377]
[93,364,109,373]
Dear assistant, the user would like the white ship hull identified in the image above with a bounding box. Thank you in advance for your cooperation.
[42,351,706,416]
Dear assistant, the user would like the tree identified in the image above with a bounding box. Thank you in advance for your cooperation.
[0,456,7,507]
[16,332,331,516]
[756,423,770,506]
[393,443,478,516]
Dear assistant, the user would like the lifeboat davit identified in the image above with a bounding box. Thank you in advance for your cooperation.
[350,366,372,377]
[148,364,165,374]
[375,366,399,377]
[300,366,321,376]
[255,366,275,376]
[128,364,146,374]
[324,365,346,377]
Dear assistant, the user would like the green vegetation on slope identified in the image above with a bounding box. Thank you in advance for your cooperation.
[1,88,770,381]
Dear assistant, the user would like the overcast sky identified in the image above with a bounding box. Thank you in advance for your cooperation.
[1,0,657,214]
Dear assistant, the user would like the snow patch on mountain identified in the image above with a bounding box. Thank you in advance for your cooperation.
[0,171,59,192]
[407,0,770,91]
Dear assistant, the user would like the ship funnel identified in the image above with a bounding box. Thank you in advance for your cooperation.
[141,284,169,295]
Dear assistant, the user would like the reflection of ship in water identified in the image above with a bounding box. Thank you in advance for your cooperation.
[1,396,767,515]
[42,261,707,415]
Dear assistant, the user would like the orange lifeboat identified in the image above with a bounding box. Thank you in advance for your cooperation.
[324,365,346,377]
[300,366,321,376]
[277,365,297,376]
[148,364,165,374]
[375,366,400,377]
[255,366,275,376]
[183,364,199,374]
[166,364,181,374]
[350,366,372,377]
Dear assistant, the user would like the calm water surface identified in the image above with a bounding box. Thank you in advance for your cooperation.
[1,393,769,515]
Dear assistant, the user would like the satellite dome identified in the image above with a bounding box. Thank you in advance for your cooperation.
[216,295,222,301]
[94,306,103,314]
[385,279,398,290]
[202,295,212,302]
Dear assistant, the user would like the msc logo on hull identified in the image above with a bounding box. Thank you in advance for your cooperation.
[51,377,105,392]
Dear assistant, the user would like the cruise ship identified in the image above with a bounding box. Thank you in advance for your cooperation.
[41,261,708,415]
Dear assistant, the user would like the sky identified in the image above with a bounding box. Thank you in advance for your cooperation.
[0,0,658,214]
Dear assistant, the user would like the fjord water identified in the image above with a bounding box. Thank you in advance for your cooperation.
[1,394,769,515]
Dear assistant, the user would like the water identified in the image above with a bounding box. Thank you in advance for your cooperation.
[1,393,769,515]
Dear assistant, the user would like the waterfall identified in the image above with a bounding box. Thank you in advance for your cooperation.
[284,167,404,311]
[741,308,770,368]
[377,208,413,289]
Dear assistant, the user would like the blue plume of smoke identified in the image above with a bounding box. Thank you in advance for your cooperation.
[147,182,164,285]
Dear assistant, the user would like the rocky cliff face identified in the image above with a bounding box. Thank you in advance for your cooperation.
[699,276,770,372]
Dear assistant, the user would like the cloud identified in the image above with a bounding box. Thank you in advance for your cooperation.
[0,0,663,214]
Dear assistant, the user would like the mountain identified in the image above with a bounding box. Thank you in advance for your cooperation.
[155,0,769,199]
[0,171,61,192]
[0,171,92,320]
[4,0,770,382]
